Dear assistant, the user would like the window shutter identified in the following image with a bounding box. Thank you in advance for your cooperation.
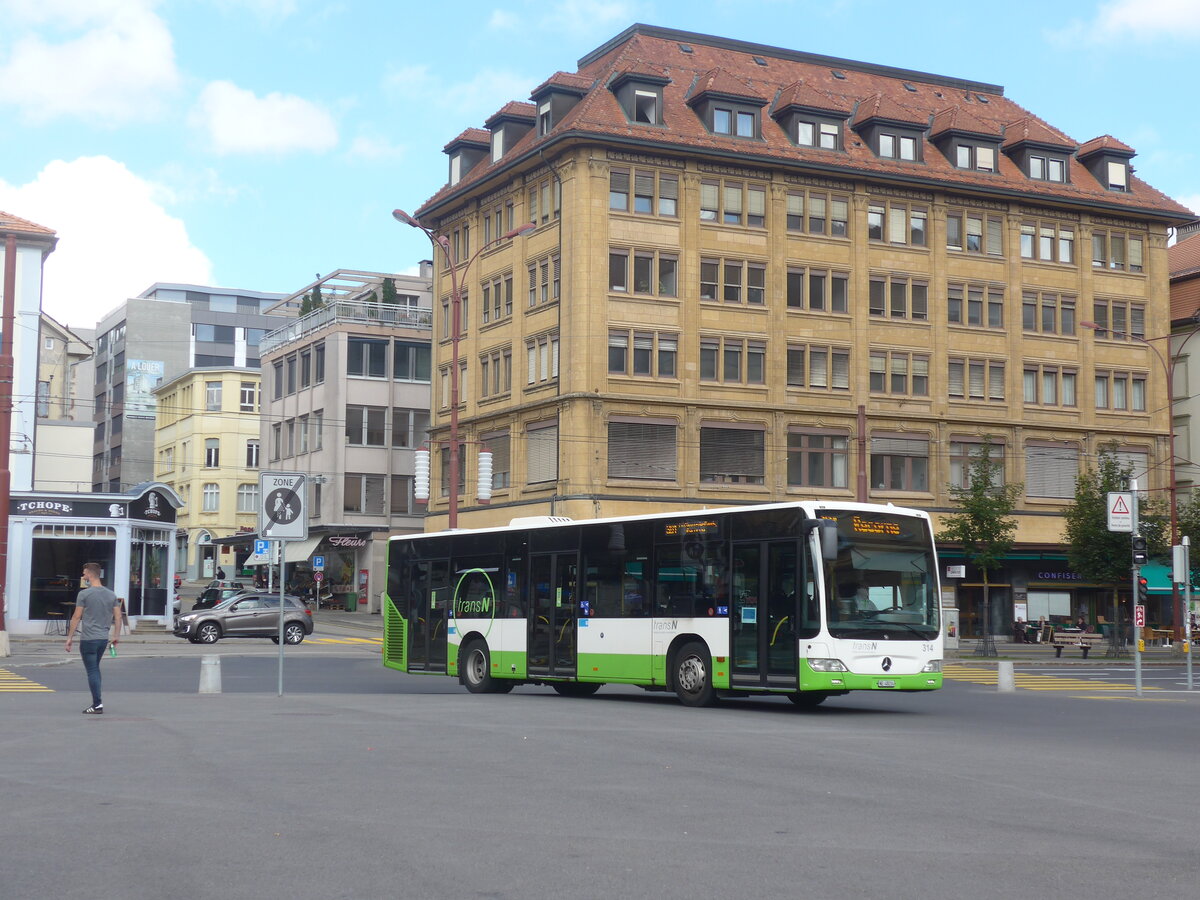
[948,361,964,396]
[700,427,764,481]
[700,181,719,210]
[526,422,558,484]
[832,351,849,389]
[1112,450,1149,484]
[635,172,654,197]
[610,171,629,193]
[659,175,678,201]
[888,207,906,243]
[871,436,928,456]
[747,187,765,217]
[608,422,677,480]
[725,185,742,214]
[1025,445,1077,498]
[787,193,803,218]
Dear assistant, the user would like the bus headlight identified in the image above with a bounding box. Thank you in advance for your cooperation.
[808,658,849,673]
[921,660,942,673]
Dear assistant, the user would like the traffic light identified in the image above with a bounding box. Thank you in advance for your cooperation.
[1132,535,1148,565]
[1137,576,1149,605]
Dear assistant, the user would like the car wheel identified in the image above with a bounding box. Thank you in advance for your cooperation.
[673,641,716,707]
[197,622,221,644]
[284,623,305,644]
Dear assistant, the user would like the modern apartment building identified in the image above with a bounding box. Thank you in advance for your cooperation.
[91,282,291,492]
[154,368,263,580]
[258,269,433,612]
[407,24,1195,636]
[33,313,94,491]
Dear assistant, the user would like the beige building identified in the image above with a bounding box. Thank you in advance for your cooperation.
[153,368,263,580]
[33,313,93,491]
[407,25,1195,636]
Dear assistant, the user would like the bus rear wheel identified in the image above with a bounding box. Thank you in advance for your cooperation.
[552,682,601,697]
[788,692,829,708]
[673,641,716,707]
[461,640,501,694]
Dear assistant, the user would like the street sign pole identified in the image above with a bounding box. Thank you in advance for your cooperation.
[279,539,286,697]
[1186,537,1194,691]
[1132,480,1142,697]
[259,472,308,698]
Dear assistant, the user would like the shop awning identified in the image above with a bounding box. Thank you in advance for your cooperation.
[245,546,274,566]
[283,536,323,564]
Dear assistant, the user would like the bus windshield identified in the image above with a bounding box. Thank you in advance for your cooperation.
[822,510,939,640]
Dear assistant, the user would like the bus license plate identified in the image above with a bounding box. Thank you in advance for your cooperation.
[876,679,896,688]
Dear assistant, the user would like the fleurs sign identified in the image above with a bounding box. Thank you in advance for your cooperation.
[327,535,367,548]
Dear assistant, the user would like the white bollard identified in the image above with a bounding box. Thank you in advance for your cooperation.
[199,654,222,694]
[997,660,1016,693]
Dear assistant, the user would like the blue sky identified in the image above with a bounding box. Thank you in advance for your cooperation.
[2,0,1197,329]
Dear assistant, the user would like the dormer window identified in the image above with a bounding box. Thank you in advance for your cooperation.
[633,90,659,125]
[879,133,918,161]
[955,144,996,172]
[449,155,462,185]
[1028,155,1067,182]
[1107,160,1129,191]
[610,69,670,127]
[538,102,551,136]
[711,107,757,137]
[686,67,766,142]
[491,131,504,163]
[798,120,840,149]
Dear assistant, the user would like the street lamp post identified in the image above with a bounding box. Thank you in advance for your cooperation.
[1082,320,1200,640]
[392,209,534,529]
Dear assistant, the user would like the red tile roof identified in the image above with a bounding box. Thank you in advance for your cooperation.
[0,210,56,237]
[772,80,853,116]
[533,71,594,96]
[686,67,766,105]
[1078,134,1135,157]
[443,128,490,152]
[1170,231,1200,279]
[484,101,535,128]
[929,105,1001,139]
[416,25,1194,223]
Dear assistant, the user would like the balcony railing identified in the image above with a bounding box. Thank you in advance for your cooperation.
[260,300,433,355]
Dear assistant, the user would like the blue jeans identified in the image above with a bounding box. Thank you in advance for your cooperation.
[79,639,108,707]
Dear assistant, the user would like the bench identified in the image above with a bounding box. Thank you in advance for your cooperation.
[1050,631,1105,658]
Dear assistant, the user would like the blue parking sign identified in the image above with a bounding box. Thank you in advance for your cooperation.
[255,539,269,556]
[313,555,325,570]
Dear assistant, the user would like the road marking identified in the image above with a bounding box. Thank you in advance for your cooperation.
[0,668,54,692]
[944,663,1159,692]
[309,637,383,645]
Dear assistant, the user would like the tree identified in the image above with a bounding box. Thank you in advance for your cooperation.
[299,292,313,316]
[937,437,1021,657]
[310,275,324,310]
[381,277,398,305]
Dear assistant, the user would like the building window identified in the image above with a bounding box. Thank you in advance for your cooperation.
[347,337,388,378]
[237,483,259,513]
[949,440,1005,489]
[481,431,510,489]
[345,406,386,447]
[869,276,928,320]
[390,474,414,515]
[796,120,841,149]
[699,337,767,385]
[867,200,927,246]
[948,283,1004,329]
[526,254,560,307]
[202,483,220,512]
[699,257,765,305]
[526,421,558,484]
[344,474,385,515]
[700,426,764,484]
[786,345,850,390]
[699,179,767,227]
[877,133,918,161]
[1023,364,1077,407]
[709,107,758,138]
[787,431,848,488]
[1095,371,1147,411]
[298,414,309,453]
[157,447,174,475]
[299,351,311,388]
[609,167,679,216]
[608,248,678,297]
[869,351,929,396]
[608,330,678,378]
[1028,155,1067,182]
[870,436,929,491]
[1025,443,1078,498]
[391,408,429,448]
[946,210,1003,256]
[1020,219,1075,264]
[1091,299,1145,341]
[204,438,219,468]
[948,358,1006,401]
[313,410,323,450]
[526,175,560,226]
[205,381,222,412]
[1091,230,1145,272]
[953,144,997,172]
[785,190,849,237]
[393,340,431,381]
[481,274,515,325]
[246,440,259,468]
[239,381,256,412]
[314,342,325,383]
[479,348,513,399]
[786,267,849,312]
[285,419,295,456]
[1106,161,1129,191]
[525,333,559,386]
[1021,291,1076,335]
[271,424,281,460]
[608,420,677,481]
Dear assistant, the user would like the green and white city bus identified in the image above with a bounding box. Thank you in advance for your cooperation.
[382,501,942,707]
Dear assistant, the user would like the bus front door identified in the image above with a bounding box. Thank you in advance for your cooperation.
[408,559,449,673]
[528,553,578,677]
[730,541,799,688]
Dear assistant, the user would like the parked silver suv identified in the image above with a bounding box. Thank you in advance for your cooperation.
[174,592,312,644]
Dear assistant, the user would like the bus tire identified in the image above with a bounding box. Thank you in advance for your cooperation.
[461,640,499,694]
[552,682,601,697]
[673,641,716,707]
[788,692,829,708]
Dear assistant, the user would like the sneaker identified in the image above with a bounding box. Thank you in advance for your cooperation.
[82,705,103,715]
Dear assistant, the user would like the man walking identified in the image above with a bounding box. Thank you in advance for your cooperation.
[64,562,122,715]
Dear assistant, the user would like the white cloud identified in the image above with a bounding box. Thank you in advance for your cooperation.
[489,9,519,28]
[190,81,339,155]
[547,0,637,35]
[383,64,533,121]
[1055,0,1200,42]
[210,0,298,19]
[0,0,180,124]
[345,135,407,162]
[0,157,213,328]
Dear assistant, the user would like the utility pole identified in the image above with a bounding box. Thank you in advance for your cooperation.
[0,233,17,656]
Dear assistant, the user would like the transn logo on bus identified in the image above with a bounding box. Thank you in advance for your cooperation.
[853,641,878,651]
[653,620,678,632]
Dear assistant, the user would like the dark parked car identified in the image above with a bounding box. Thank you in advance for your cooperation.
[190,580,249,610]
[173,592,312,644]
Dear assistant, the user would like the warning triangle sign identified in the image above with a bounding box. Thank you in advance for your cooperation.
[1111,495,1130,514]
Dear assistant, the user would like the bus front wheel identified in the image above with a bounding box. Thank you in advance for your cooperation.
[673,641,716,707]
[788,692,829,708]
[461,640,500,694]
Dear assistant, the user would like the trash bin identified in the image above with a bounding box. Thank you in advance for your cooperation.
[343,593,357,612]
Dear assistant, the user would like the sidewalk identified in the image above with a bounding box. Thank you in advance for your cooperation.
[949,637,1193,664]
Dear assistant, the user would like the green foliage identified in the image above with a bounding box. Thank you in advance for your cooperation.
[1174,492,1200,584]
[1063,446,1138,587]
[299,292,312,316]
[311,275,324,310]
[937,437,1021,575]
[381,277,398,305]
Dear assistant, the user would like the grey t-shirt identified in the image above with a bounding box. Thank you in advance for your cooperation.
[76,585,119,641]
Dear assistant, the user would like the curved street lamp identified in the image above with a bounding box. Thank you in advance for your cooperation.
[392,209,535,529]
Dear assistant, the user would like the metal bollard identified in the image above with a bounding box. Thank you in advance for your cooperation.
[199,654,222,694]
[997,660,1016,693]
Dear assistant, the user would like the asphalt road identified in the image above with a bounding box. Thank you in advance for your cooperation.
[3,652,1199,900]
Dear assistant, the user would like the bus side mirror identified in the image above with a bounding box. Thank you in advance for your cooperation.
[804,519,840,561]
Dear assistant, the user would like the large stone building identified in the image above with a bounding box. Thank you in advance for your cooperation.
[34,313,94,492]
[406,24,1195,637]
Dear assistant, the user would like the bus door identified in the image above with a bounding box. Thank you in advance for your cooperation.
[730,541,800,688]
[528,552,578,677]
[408,559,450,673]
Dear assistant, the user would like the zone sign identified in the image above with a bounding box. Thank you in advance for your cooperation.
[259,472,308,540]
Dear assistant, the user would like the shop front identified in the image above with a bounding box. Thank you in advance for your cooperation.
[5,483,182,635]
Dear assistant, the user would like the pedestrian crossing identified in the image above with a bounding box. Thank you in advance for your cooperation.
[308,636,383,646]
[0,667,54,692]
[944,663,1159,693]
